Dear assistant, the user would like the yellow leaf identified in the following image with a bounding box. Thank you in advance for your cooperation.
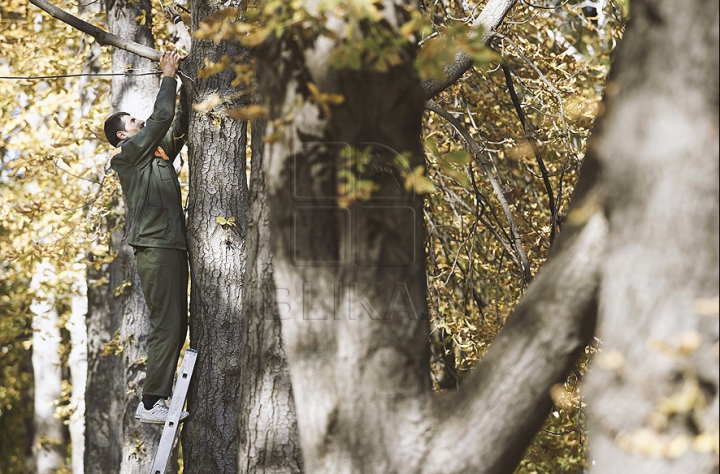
[225,105,269,120]
[405,165,435,194]
[245,27,271,47]
[307,81,320,97]
[193,94,221,112]
[263,128,286,143]
[216,216,236,227]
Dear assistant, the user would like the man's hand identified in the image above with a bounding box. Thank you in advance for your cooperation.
[160,51,181,78]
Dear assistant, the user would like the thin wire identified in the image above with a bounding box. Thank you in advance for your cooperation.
[0,70,161,80]
[521,0,572,9]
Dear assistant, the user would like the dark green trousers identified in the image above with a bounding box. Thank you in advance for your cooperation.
[135,247,188,398]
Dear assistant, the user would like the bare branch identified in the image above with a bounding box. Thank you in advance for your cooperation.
[28,0,161,61]
[422,0,519,99]
[426,99,533,283]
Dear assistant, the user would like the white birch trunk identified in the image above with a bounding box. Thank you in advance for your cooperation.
[30,262,64,474]
[68,277,87,474]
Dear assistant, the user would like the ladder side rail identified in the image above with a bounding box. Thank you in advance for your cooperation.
[150,349,198,474]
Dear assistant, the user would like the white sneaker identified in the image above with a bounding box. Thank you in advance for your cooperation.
[135,399,189,424]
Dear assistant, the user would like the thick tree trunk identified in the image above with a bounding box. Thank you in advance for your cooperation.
[259,3,433,471]
[117,240,165,474]
[104,0,157,119]
[237,119,303,473]
[181,2,248,471]
[30,262,64,473]
[585,1,719,473]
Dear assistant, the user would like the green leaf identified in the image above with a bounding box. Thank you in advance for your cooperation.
[425,137,441,158]
[406,166,435,194]
[444,149,470,166]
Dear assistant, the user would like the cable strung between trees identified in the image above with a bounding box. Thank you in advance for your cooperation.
[0,71,161,80]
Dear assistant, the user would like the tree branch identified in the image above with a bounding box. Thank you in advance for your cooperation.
[493,31,577,225]
[426,99,533,283]
[422,0,519,99]
[28,0,162,61]
[424,177,607,473]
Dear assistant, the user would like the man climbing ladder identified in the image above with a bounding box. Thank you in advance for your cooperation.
[103,51,190,424]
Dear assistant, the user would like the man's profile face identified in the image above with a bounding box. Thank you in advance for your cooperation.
[117,115,146,141]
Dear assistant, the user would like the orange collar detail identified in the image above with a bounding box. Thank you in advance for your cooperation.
[154,146,170,161]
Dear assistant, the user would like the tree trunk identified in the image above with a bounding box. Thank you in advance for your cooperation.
[258,3,433,470]
[237,119,303,473]
[30,262,65,473]
[68,278,88,474]
[181,2,248,471]
[585,1,719,473]
[68,16,100,472]
[85,244,123,471]
[80,6,122,470]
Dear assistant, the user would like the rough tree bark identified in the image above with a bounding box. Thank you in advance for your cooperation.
[181,1,248,471]
[585,0,719,473]
[81,27,120,468]
[237,0,521,470]
[85,240,123,471]
[237,119,303,473]
[259,1,431,471]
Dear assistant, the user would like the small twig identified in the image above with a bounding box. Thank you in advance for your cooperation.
[468,165,521,269]
[173,2,190,14]
[50,156,102,184]
[84,171,113,224]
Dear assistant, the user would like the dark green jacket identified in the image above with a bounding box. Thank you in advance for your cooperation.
[111,76,188,250]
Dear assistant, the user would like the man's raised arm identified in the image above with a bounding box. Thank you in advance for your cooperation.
[159,84,189,161]
[114,52,181,166]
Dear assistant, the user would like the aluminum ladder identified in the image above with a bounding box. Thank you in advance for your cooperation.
[150,348,197,474]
